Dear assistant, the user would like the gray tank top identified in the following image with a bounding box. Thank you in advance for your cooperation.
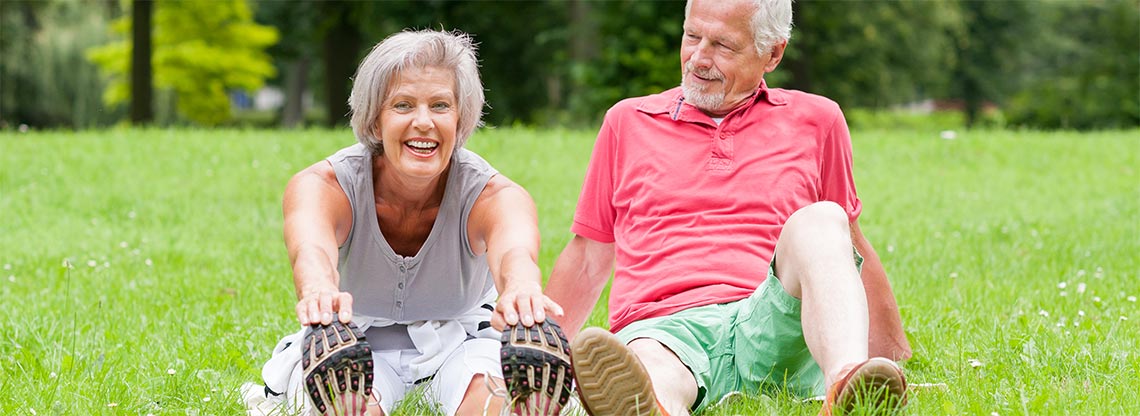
[328,143,498,322]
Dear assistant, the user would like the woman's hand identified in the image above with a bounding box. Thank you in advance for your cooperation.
[295,286,354,326]
[492,279,564,330]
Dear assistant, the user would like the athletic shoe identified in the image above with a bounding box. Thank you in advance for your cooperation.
[570,327,664,416]
[301,314,375,416]
[818,357,907,416]
[500,319,575,415]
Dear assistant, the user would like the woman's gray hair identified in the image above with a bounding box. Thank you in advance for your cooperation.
[348,29,485,154]
[685,0,793,55]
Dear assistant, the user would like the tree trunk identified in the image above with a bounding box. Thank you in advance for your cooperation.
[281,57,310,128]
[784,0,812,92]
[321,1,360,128]
[130,0,153,124]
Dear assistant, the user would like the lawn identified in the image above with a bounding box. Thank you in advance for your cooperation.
[1,126,1136,415]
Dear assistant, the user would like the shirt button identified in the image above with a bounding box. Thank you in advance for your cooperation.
[397,282,404,289]
[399,265,406,273]
[395,301,403,307]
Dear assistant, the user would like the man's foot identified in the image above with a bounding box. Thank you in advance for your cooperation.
[819,357,907,416]
[571,328,664,416]
[302,315,375,416]
[500,319,574,415]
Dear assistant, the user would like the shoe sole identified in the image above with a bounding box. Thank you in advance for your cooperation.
[302,316,375,415]
[571,328,659,416]
[501,319,574,415]
[834,357,907,413]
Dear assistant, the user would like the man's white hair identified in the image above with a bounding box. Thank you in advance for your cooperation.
[685,0,793,54]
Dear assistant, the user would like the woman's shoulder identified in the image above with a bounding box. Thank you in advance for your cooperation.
[452,148,498,177]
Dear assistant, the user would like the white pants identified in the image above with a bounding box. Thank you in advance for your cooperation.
[243,330,502,416]
[374,338,501,415]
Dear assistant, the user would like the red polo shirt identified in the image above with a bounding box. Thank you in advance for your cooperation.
[572,82,862,333]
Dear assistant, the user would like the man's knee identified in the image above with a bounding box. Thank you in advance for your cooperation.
[786,201,848,231]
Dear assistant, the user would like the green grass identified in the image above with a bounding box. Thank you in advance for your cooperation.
[1,126,1137,415]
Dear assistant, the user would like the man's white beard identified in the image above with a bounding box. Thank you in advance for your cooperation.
[682,81,726,113]
[681,62,727,112]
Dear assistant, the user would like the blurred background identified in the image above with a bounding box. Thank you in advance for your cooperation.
[1,0,1137,132]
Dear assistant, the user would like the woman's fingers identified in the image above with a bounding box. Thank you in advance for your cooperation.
[335,292,354,323]
[318,291,334,324]
[516,296,536,327]
[296,290,353,326]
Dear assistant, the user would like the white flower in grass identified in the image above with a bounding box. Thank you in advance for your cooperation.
[1076,269,1086,277]
[202,397,211,403]
[107,403,117,408]
[145,259,153,267]
[1077,283,1086,294]
[3,264,9,270]
[7,276,14,283]
[87,260,97,267]
[949,272,958,279]
[49,372,56,378]
[1060,291,1068,297]
[1078,310,1085,317]
[1093,296,1102,304]
[1128,296,1137,303]
[61,259,72,268]
[167,368,176,375]
[120,241,128,249]
[1038,310,1049,317]
[1121,316,1128,321]
[991,413,1000,416]
[887,245,895,253]
[30,408,37,415]
[128,210,137,219]
[1057,282,1067,289]
[968,359,984,368]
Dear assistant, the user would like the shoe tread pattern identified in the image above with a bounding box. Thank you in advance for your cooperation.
[571,328,659,416]
[301,315,375,415]
[501,319,574,415]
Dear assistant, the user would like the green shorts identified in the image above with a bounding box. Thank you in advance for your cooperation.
[614,253,862,412]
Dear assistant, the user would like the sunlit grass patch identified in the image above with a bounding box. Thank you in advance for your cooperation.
[1,126,1137,414]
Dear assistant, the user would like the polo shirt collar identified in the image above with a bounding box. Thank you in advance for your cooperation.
[636,79,789,122]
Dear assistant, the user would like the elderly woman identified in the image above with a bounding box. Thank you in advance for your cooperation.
[242,29,565,416]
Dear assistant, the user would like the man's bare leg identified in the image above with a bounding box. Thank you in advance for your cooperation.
[772,201,869,386]
[628,338,699,416]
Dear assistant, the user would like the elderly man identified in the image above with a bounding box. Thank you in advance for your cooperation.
[545,0,912,415]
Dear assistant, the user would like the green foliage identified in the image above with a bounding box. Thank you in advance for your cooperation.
[563,1,686,125]
[945,0,1043,127]
[87,0,278,126]
[0,0,120,128]
[1005,1,1140,130]
[1,127,1137,414]
[780,0,959,109]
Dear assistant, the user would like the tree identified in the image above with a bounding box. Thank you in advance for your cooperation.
[780,0,958,109]
[1005,1,1139,130]
[254,0,319,128]
[947,0,1039,128]
[88,0,278,126]
[130,0,153,123]
[0,0,119,128]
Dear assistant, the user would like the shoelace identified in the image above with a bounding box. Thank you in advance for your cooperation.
[483,370,517,416]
